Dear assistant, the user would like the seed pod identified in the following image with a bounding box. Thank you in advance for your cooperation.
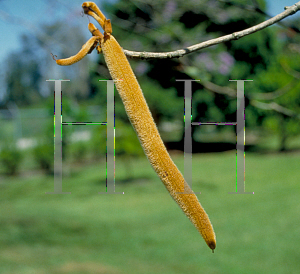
[101,33,216,251]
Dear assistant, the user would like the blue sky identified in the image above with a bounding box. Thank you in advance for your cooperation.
[0,0,299,66]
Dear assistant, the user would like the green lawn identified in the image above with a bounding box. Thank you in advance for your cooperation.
[0,151,299,274]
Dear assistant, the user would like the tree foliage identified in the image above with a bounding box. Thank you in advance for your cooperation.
[3,0,299,152]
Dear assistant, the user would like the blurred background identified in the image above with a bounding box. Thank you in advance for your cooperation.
[0,0,299,273]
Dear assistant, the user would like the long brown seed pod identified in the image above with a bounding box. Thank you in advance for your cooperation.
[100,29,216,252]
[56,2,216,251]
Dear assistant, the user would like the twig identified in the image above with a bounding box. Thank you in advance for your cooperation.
[201,81,237,97]
[250,100,300,119]
[200,80,300,119]
[122,1,300,59]
[280,61,300,79]
[251,80,298,100]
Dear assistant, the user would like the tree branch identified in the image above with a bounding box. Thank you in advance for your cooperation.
[250,100,300,119]
[251,80,298,100]
[122,1,300,59]
[280,61,300,79]
[200,80,300,119]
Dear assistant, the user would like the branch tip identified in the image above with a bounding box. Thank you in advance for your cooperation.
[51,53,57,61]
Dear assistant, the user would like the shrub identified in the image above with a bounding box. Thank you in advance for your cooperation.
[0,143,23,176]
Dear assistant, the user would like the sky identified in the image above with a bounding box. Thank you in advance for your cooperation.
[0,0,112,63]
[0,0,299,71]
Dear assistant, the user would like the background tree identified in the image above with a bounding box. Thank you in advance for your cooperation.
[2,0,299,153]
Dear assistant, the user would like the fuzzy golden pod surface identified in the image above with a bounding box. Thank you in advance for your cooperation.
[55,1,216,252]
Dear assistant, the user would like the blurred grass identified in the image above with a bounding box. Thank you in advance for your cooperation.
[0,151,299,274]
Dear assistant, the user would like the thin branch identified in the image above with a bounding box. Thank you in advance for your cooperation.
[251,80,298,100]
[201,81,237,97]
[280,61,300,79]
[250,62,300,100]
[122,1,300,59]
[201,80,295,101]
[247,57,300,101]
[200,80,300,119]
[250,100,300,119]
